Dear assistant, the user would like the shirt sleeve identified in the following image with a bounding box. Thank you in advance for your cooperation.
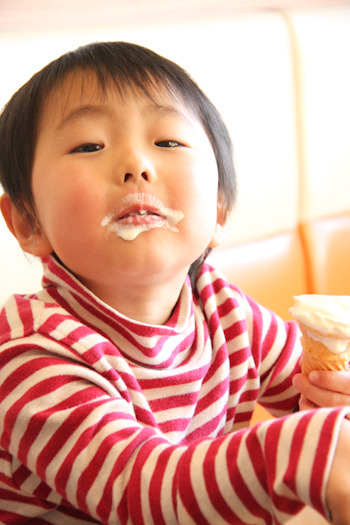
[0,331,349,524]
[196,268,302,420]
[244,291,302,417]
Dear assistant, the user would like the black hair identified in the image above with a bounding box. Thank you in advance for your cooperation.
[0,41,236,282]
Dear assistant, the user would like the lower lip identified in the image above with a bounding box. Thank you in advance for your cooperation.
[103,214,168,241]
[117,214,166,227]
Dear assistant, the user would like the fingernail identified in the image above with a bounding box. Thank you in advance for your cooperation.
[292,374,302,389]
[309,371,319,383]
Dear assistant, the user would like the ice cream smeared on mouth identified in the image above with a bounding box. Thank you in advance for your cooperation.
[101,193,184,241]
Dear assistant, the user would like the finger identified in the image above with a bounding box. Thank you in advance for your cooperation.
[292,373,309,394]
[293,373,350,408]
[299,394,317,411]
[308,370,350,394]
[305,383,350,408]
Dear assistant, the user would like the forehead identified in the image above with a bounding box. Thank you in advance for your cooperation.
[40,70,200,130]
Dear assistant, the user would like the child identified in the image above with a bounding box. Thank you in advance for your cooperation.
[0,41,350,524]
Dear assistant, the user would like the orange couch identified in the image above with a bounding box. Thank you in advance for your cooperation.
[208,6,350,322]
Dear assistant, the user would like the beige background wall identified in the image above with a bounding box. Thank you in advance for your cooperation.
[1,0,349,307]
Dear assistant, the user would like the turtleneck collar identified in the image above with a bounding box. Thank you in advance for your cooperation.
[39,255,208,370]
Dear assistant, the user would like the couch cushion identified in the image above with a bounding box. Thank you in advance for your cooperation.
[208,229,307,319]
[301,214,350,295]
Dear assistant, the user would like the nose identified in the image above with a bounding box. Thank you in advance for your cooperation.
[118,145,156,185]
[124,171,149,183]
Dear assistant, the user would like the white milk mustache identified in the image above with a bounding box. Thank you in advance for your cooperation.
[101,193,184,241]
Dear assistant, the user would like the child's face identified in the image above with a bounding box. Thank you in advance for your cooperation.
[29,73,224,298]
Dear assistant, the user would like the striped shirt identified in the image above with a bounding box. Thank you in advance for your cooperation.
[0,255,348,524]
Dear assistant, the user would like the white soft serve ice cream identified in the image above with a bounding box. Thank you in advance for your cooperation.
[101,193,184,241]
[289,295,350,354]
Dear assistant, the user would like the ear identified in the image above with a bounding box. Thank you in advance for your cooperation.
[0,193,53,257]
[209,198,228,248]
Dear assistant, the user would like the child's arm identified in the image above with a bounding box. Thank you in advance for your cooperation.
[326,417,350,524]
[293,370,350,409]
[1,330,349,523]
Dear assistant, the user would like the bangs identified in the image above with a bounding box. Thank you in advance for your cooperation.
[43,42,201,115]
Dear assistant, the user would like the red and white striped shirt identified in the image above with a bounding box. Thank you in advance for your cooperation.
[0,255,348,523]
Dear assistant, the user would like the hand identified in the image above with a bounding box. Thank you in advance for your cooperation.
[292,371,350,409]
[326,418,350,524]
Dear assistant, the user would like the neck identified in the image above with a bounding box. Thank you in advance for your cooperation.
[81,270,189,325]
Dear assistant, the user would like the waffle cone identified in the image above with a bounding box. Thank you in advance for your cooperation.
[299,324,350,375]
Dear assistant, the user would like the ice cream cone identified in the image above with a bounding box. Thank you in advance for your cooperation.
[289,295,350,375]
[298,322,350,375]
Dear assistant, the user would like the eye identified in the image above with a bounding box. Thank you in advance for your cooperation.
[155,140,183,148]
[72,143,104,153]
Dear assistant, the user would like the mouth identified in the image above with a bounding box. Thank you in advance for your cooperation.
[117,205,165,224]
[101,193,184,241]
[116,209,167,228]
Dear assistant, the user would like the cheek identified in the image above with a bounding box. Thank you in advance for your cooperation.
[34,174,101,244]
[179,169,219,247]
[183,159,219,216]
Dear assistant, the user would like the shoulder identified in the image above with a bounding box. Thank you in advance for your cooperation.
[195,262,289,338]
[0,291,105,377]
[0,291,81,344]
[195,262,252,313]
[1,293,47,342]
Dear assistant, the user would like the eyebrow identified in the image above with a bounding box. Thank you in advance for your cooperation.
[55,100,192,135]
[55,105,110,134]
[146,103,180,116]
[145,102,193,125]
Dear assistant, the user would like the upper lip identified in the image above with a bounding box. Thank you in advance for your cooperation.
[114,193,169,221]
[117,206,163,221]
[101,192,184,232]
